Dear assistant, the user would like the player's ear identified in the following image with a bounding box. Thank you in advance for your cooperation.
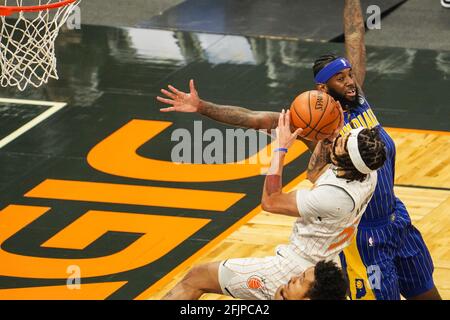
[315,83,328,93]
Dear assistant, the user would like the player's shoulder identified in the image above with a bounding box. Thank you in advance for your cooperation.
[313,172,354,203]
[309,185,355,218]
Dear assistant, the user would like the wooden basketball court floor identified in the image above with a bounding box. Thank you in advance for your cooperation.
[145,128,450,300]
[0,24,449,300]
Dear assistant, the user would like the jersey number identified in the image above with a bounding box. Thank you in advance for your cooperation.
[326,226,356,252]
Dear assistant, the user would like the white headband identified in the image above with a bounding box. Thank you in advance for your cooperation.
[346,127,373,174]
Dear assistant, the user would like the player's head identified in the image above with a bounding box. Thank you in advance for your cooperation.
[313,54,359,110]
[330,127,387,182]
[274,261,348,300]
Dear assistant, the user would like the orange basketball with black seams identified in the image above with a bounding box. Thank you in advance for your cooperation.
[290,90,342,141]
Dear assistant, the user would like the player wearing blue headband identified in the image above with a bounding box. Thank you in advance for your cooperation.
[157,0,440,300]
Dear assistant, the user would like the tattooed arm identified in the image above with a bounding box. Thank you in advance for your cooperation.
[157,79,317,151]
[307,140,331,184]
[158,79,279,130]
[261,110,303,217]
[200,101,317,151]
[198,100,280,131]
[199,100,317,151]
[344,0,367,88]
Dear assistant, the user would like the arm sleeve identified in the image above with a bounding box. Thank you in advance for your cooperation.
[296,185,355,220]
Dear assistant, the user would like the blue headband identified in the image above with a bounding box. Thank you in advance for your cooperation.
[314,58,352,84]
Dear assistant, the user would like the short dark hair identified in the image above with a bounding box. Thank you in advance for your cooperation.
[313,53,340,77]
[333,127,387,182]
[307,261,348,300]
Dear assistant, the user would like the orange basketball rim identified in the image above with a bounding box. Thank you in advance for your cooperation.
[0,0,76,16]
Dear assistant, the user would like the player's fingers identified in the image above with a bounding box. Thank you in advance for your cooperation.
[157,96,176,105]
[161,89,177,100]
[293,128,303,137]
[160,107,176,112]
[189,79,197,94]
[168,85,185,96]
[285,109,291,127]
[278,111,283,128]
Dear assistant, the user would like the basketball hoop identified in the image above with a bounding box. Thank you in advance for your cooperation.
[0,0,81,91]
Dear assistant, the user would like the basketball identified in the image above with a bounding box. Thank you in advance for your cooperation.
[290,90,342,141]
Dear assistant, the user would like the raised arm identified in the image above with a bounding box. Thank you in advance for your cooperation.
[157,79,279,131]
[157,79,317,151]
[201,100,316,151]
[344,0,367,88]
[261,110,303,217]
[199,100,280,131]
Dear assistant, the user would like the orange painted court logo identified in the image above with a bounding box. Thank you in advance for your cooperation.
[247,276,264,289]
[0,118,307,299]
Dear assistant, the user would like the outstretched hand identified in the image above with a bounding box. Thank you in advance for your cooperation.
[157,79,201,113]
[275,109,303,149]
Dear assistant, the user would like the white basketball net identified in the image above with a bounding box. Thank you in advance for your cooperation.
[0,0,80,91]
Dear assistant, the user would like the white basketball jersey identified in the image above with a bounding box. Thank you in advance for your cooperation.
[279,167,377,264]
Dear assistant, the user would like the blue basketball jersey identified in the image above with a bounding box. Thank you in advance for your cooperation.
[338,96,435,300]
[340,95,397,221]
